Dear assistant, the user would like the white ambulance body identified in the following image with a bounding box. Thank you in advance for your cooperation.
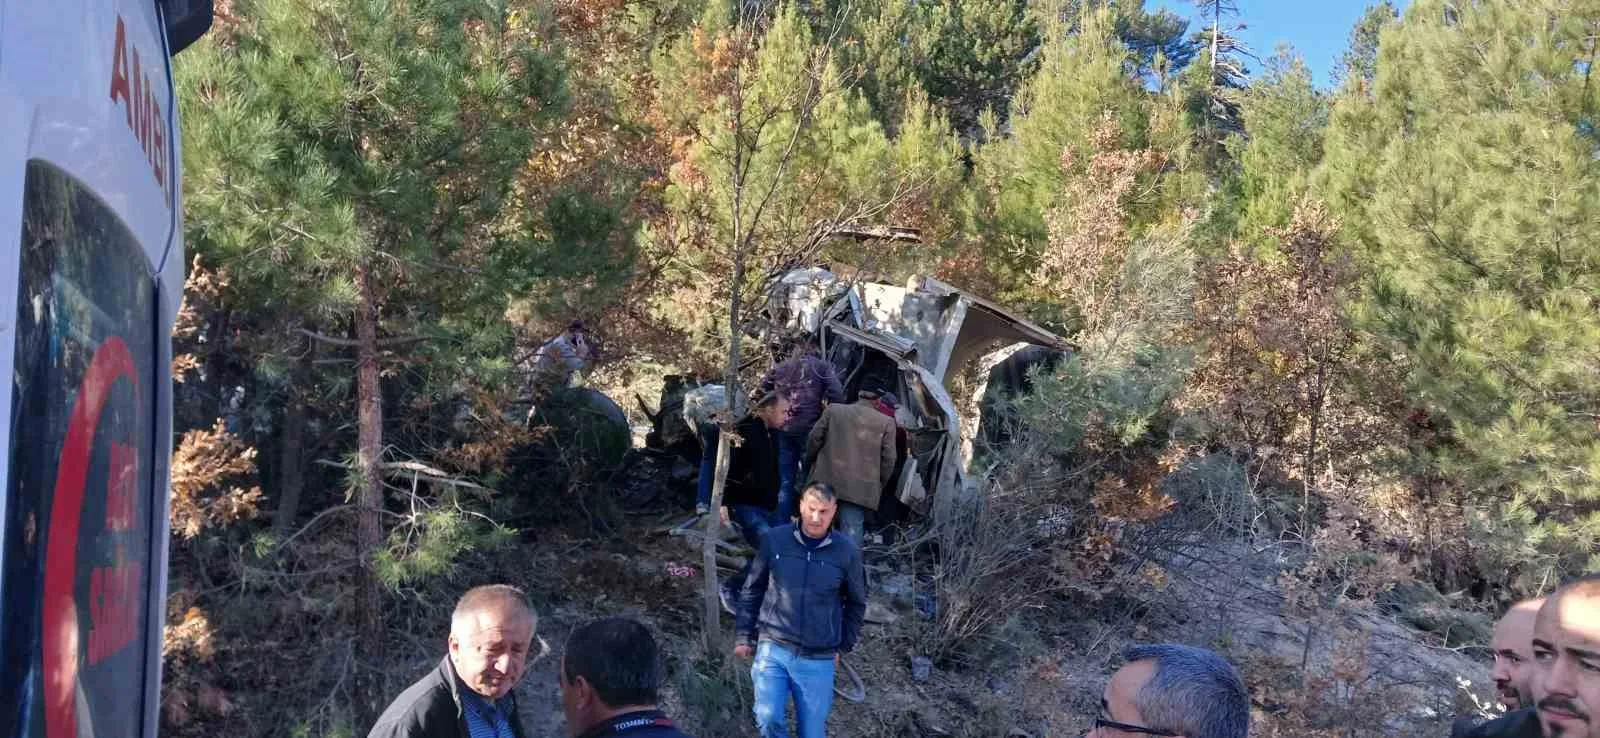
[0,2,211,738]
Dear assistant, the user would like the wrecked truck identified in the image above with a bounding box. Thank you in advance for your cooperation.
[763,269,1073,519]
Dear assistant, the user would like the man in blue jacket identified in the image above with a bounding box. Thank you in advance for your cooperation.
[734,482,868,738]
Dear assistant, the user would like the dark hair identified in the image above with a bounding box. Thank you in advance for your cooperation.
[567,320,587,334]
[800,481,836,503]
[789,334,819,357]
[562,617,662,708]
[754,391,782,409]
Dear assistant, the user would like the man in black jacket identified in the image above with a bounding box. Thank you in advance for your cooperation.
[734,482,867,738]
[368,585,539,738]
[716,392,786,613]
[1454,709,1541,738]
[1454,599,1548,738]
[558,617,693,738]
[1527,575,1600,738]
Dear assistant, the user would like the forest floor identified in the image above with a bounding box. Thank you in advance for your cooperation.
[446,510,1503,738]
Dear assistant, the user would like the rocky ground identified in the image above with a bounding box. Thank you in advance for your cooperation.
[480,513,1499,738]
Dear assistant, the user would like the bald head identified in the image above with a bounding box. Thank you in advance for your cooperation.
[452,584,535,634]
[1531,577,1600,737]
[1491,597,1545,710]
[449,585,537,701]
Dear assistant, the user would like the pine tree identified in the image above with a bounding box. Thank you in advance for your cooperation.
[1178,0,1252,171]
[1332,1,1399,92]
[836,0,935,130]
[1318,0,1600,591]
[970,6,1155,308]
[178,0,570,720]
[1228,48,1329,245]
[1116,3,1197,83]
[920,0,1039,137]
[648,0,963,646]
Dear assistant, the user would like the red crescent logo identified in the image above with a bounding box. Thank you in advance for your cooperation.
[41,336,140,738]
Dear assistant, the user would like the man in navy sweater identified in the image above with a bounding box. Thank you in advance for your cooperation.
[559,618,692,738]
[734,482,868,738]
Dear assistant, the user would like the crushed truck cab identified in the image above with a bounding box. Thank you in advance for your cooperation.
[766,270,1074,517]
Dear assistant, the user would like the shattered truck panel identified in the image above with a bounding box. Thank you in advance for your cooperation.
[856,281,952,370]
[903,362,965,511]
[766,268,1072,515]
[915,276,1074,380]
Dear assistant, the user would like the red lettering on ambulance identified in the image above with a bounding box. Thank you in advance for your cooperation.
[109,17,132,126]
[106,15,173,209]
[106,442,137,532]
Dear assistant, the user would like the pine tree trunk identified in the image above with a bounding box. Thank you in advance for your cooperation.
[1209,3,1220,75]
[352,258,386,727]
[704,32,751,652]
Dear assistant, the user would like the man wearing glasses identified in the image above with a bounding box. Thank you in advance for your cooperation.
[1090,644,1249,738]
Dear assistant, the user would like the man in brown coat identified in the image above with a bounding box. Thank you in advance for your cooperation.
[804,387,897,546]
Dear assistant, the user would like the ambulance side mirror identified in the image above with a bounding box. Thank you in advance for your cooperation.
[160,0,214,56]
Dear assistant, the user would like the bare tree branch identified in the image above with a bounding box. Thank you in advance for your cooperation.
[297,328,428,348]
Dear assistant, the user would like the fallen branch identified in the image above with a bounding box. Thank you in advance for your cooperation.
[668,525,748,555]
[313,458,498,496]
[297,328,427,349]
[827,223,922,244]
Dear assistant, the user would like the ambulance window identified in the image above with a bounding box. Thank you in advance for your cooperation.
[0,161,158,738]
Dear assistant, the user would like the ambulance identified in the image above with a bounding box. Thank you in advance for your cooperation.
[0,2,213,738]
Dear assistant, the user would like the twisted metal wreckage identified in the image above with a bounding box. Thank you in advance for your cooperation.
[760,267,1074,518]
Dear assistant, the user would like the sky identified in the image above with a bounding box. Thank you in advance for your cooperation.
[1149,0,1409,88]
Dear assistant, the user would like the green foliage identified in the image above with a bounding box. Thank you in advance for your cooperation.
[178,0,591,389]
[1319,0,1600,591]
[1333,1,1400,92]
[647,2,963,362]
[971,8,1153,295]
[834,0,1039,136]
[1227,48,1329,245]
[1173,0,1252,171]
[375,506,514,588]
[1023,339,1193,451]
[1117,3,1198,82]
[916,0,1039,135]
[1019,224,1196,452]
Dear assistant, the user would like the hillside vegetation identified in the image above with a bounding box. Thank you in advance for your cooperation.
[163,0,1599,736]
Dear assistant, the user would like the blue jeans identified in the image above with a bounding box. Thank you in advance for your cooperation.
[773,428,810,526]
[696,422,719,509]
[836,502,866,547]
[723,504,772,596]
[751,641,835,738]
[729,504,772,549]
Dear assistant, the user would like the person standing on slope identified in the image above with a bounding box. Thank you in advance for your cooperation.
[804,385,897,547]
[734,482,867,738]
[757,337,843,525]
